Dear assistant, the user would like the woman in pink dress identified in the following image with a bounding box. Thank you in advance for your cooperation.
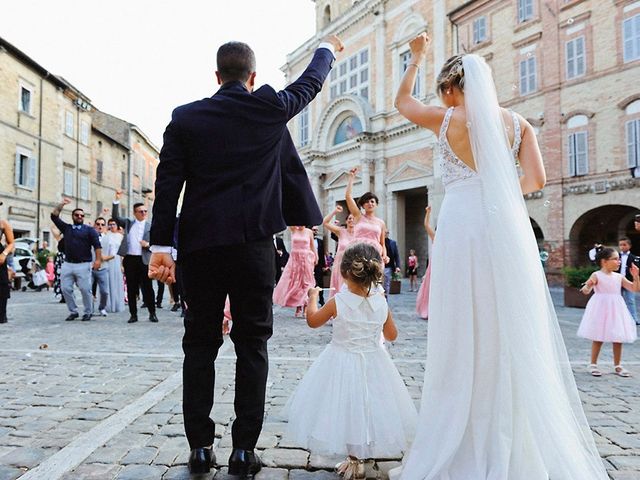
[416,206,435,319]
[323,205,355,298]
[345,168,388,264]
[273,226,317,317]
[578,247,640,377]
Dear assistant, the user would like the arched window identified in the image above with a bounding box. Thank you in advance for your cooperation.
[333,116,363,145]
[323,5,331,27]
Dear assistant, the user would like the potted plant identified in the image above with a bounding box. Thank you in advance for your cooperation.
[562,265,597,308]
[389,271,402,295]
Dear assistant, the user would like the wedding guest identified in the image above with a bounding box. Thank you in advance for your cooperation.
[91,217,109,316]
[273,226,317,317]
[311,226,326,306]
[345,168,388,263]
[45,256,55,287]
[0,205,15,324]
[579,247,640,377]
[407,249,419,292]
[112,190,158,324]
[588,242,602,264]
[274,235,289,284]
[416,206,435,319]
[322,205,355,297]
[51,198,102,322]
[383,231,401,297]
[103,218,125,313]
[618,237,639,325]
[51,226,65,303]
[635,213,640,232]
[285,243,416,479]
[325,252,334,269]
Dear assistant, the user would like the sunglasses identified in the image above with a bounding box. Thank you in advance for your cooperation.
[108,223,117,227]
[135,209,148,214]
[73,213,85,218]
[95,223,105,226]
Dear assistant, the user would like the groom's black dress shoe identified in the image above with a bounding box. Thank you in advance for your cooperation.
[228,448,262,477]
[188,447,215,474]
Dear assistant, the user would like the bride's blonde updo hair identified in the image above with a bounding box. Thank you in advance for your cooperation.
[436,54,465,95]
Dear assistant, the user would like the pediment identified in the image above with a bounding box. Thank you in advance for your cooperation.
[325,170,360,189]
[386,162,431,184]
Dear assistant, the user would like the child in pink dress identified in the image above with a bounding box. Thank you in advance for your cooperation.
[416,207,435,319]
[323,205,355,298]
[578,247,640,377]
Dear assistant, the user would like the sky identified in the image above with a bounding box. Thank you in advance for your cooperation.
[0,0,317,147]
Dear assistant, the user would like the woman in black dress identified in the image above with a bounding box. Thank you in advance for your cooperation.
[0,209,16,323]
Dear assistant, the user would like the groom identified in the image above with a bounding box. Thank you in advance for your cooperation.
[149,36,343,475]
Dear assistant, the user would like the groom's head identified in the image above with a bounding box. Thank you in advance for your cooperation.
[216,42,257,91]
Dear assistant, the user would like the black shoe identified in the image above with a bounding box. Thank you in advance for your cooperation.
[156,303,163,309]
[188,447,215,474]
[65,313,79,322]
[228,449,262,477]
[0,317,7,324]
[141,303,147,309]
[127,315,138,324]
[171,303,180,312]
[59,297,66,304]
[180,308,186,318]
[149,313,159,323]
[81,314,92,321]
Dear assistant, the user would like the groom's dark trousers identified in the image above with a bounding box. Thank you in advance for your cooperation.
[150,46,334,450]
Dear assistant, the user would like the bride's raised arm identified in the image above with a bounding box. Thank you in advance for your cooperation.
[394,33,446,134]
[515,114,546,194]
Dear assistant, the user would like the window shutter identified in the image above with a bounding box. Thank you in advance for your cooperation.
[15,153,21,186]
[576,132,589,175]
[568,136,576,176]
[628,120,639,168]
[28,157,37,189]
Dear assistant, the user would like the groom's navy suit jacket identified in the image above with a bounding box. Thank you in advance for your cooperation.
[150,48,334,258]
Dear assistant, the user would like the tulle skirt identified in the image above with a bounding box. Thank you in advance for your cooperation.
[415,262,431,319]
[284,343,417,458]
[273,250,315,308]
[578,293,637,343]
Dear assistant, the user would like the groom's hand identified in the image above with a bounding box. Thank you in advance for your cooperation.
[322,35,344,53]
[148,252,176,285]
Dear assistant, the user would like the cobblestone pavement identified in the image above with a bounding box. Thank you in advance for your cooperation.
[0,283,639,480]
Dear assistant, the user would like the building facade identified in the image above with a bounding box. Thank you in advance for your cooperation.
[0,37,158,248]
[283,0,640,284]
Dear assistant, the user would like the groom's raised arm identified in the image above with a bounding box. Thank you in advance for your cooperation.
[277,35,343,121]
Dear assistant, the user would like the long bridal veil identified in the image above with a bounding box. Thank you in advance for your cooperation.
[397,55,608,480]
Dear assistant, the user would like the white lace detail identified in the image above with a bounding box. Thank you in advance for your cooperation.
[438,107,478,188]
[509,110,522,158]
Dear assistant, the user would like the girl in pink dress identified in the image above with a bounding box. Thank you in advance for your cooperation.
[273,226,317,317]
[578,247,640,377]
[407,250,419,291]
[416,206,435,319]
[345,168,388,264]
[323,205,355,298]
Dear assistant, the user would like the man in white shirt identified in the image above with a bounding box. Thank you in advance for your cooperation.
[91,217,109,316]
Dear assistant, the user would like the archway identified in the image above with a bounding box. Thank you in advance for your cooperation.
[568,204,640,266]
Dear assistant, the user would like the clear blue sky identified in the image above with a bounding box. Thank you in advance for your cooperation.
[1,0,317,146]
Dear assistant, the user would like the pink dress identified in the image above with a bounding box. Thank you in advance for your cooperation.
[273,229,316,308]
[353,215,383,254]
[329,228,355,298]
[577,271,637,343]
[416,261,431,319]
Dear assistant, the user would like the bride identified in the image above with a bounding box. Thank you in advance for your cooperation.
[392,34,607,479]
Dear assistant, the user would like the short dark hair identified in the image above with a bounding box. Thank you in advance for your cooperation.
[357,192,379,207]
[95,217,106,224]
[133,203,145,212]
[71,208,84,216]
[217,41,256,83]
[619,237,632,245]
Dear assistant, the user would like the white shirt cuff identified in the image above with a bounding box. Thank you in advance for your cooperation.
[150,246,172,254]
[112,200,120,205]
[318,42,336,57]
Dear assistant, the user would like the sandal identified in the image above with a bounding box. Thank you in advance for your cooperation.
[589,364,602,377]
[335,457,365,480]
[614,365,631,377]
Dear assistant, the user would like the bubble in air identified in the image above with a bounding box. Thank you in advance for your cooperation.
[466,121,472,128]
[488,205,498,215]
[511,84,518,91]
[526,52,533,58]
[567,18,574,25]
[544,200,551,207]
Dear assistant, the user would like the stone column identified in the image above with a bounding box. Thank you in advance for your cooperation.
[374,156,386,222]
[373,2,387,114]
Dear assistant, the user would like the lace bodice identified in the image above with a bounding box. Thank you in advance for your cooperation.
[438,107,522,188]
[331,287,387,353]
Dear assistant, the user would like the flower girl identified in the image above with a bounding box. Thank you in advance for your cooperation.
[285,242,417,479]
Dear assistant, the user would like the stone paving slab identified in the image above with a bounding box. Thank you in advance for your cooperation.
[0,286,639,479]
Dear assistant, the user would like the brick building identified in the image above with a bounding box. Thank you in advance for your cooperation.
[283,0,640,283]
[0,36,158,247]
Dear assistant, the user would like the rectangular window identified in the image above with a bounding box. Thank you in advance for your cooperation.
[15,147,36,189]
[96,159,103,183]
[96,201,103,217]
[64,169,74,196]
[627,119,640,168]
[121,171,127,190]
[42,231,50,245]
[19,85,32,114]
[566,36,585,79]
[299,107,310,147]
[80,175,89,200]
[518,0,534,23]
[65,111,74,137]
[80,121,90,145]
[329,48,370,101]
[568,131,589,176]
[623,14,640,63]
[473,16,487,44]
[519,56,537,95]
[400,51,421,97]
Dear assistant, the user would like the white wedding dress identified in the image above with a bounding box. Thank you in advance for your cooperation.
[395,55,608,480]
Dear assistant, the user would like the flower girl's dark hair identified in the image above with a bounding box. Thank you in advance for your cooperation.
[340,242,383,293]
[595,246,616,267]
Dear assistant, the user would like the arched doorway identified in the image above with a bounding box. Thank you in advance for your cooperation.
[568,205,640,266]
